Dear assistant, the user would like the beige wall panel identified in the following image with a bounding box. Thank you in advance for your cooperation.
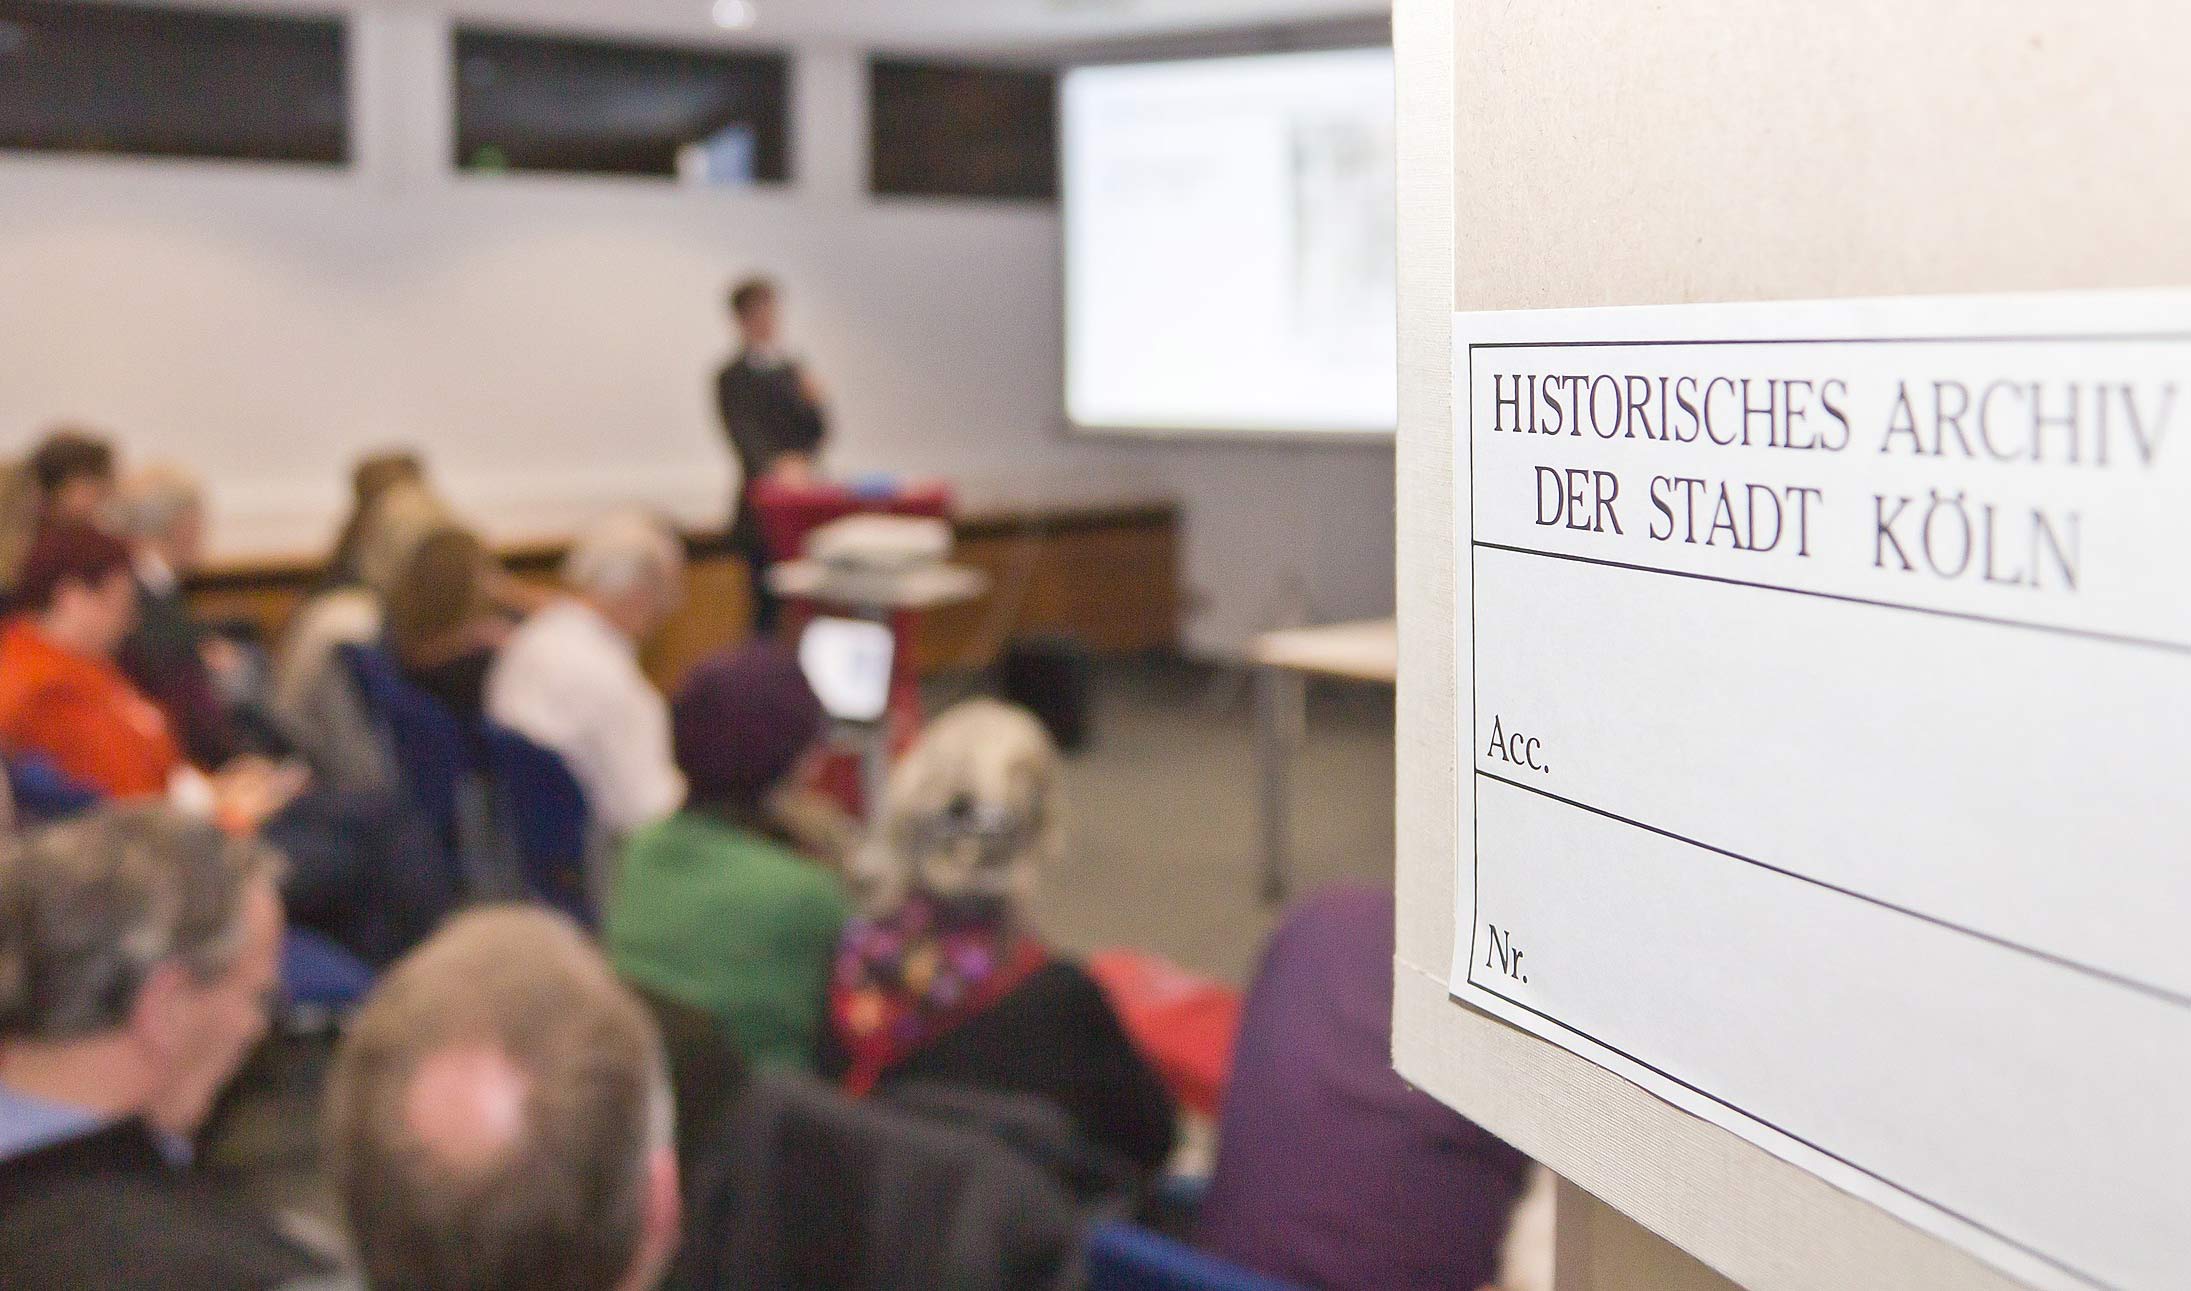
[1394,1,2191,1287]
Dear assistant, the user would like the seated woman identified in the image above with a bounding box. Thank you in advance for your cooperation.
[384,524,511,719]
[822,700,1177,1175]
[270,478,448,790]
[0,523,452,964]
[0,523,278,815]
[607,642,849,1072]
[1196,884,1532,1291]
[321,450,429,593]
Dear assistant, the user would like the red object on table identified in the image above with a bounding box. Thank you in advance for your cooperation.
[1087,949,1244,1119]
[747,479,955,818]
[749,478,955,567]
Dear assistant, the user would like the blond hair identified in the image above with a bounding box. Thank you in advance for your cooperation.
[857,699,1062,914]
[352,481,454,599]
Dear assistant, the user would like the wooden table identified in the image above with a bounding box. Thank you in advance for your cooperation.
[1249,619,1398,903]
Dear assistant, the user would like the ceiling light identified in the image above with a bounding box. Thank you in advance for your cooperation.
[710,0,757,30]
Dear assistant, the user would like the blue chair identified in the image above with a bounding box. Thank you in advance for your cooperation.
[1083,1222,1308,1291]
[6,753,104,824]
[279,926,375,1014]
[479,723,596,928]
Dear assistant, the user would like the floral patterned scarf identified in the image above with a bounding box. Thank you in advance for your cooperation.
[829,893,1048,1096]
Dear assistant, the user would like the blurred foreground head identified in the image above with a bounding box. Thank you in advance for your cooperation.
[860,699,1061,914]
[0,806,284,1139]
[326,906,680,1291]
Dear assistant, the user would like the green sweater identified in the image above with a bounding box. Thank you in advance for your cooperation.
[607,810,849,1072]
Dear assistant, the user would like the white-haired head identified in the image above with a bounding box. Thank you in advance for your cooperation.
[855,699,1063,917]
[564,511,685,640]
[107,464,208,573]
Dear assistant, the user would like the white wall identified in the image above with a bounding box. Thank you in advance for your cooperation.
[0,13,1391,654]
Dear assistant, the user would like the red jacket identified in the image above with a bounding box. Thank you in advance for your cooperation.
[0,618,183,800]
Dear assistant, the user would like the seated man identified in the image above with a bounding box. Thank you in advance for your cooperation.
[325,906,682,1291]
[0,805,330,1289]
[110,463,284,768]
[487,512,686,840]
[0,428,116,603]
[26,428,119,532]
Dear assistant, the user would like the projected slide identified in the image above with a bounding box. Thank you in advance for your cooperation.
[1063,48,1397,436]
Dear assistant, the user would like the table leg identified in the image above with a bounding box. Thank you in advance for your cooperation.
[1256,663,1302,905]
[859,720,891,824]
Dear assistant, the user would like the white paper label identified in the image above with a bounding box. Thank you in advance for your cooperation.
[1450,291,2191,1291]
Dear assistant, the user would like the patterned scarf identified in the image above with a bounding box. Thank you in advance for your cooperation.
[829,893,1047,1096]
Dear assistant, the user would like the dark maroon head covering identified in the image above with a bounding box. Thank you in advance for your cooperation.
[15,522,134,613]
[673,641,827,805]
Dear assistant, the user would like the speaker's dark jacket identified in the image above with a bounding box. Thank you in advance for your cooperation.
[715,353,828,554]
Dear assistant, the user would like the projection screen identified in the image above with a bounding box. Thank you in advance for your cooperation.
[1062,47,1398,438]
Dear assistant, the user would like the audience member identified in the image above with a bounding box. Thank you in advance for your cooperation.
[823,699,1176,1174]
[0,469,40,602]
[26,428,119,530]
[0,522,453,967]
[385,524,510,719]
[608,642,847,1072]
[325,906,681,1291]
[0,428,119,600]
[487,511,686,839]
[0,806,330,1290]
[272,480,449,792]
[1197,884,1532,1291]
[110,463,281,767]
[322,452,430,593]
[0,523,297,820]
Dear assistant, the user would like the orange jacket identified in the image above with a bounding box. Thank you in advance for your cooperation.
[0,618,183,800]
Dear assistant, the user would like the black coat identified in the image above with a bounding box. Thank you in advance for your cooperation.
[0,1119,327,1290]
[716,354,828,549]
[668,1072,1078,1291]
[120,580,241,768]
[821,960,1180,1175]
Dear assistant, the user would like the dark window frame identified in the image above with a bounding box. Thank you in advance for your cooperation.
[451,25,792,185]
[0,0,350,167]
[868,57,1058,202]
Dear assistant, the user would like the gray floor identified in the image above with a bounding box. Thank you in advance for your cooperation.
[1010,656,1396,986]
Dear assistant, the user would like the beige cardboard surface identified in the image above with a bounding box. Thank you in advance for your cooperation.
[1392,1,2191,1287]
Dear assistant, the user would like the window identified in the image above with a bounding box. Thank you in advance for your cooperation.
[0,0,347,165]
[870,59,1057,201]
[453,27,789,184]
